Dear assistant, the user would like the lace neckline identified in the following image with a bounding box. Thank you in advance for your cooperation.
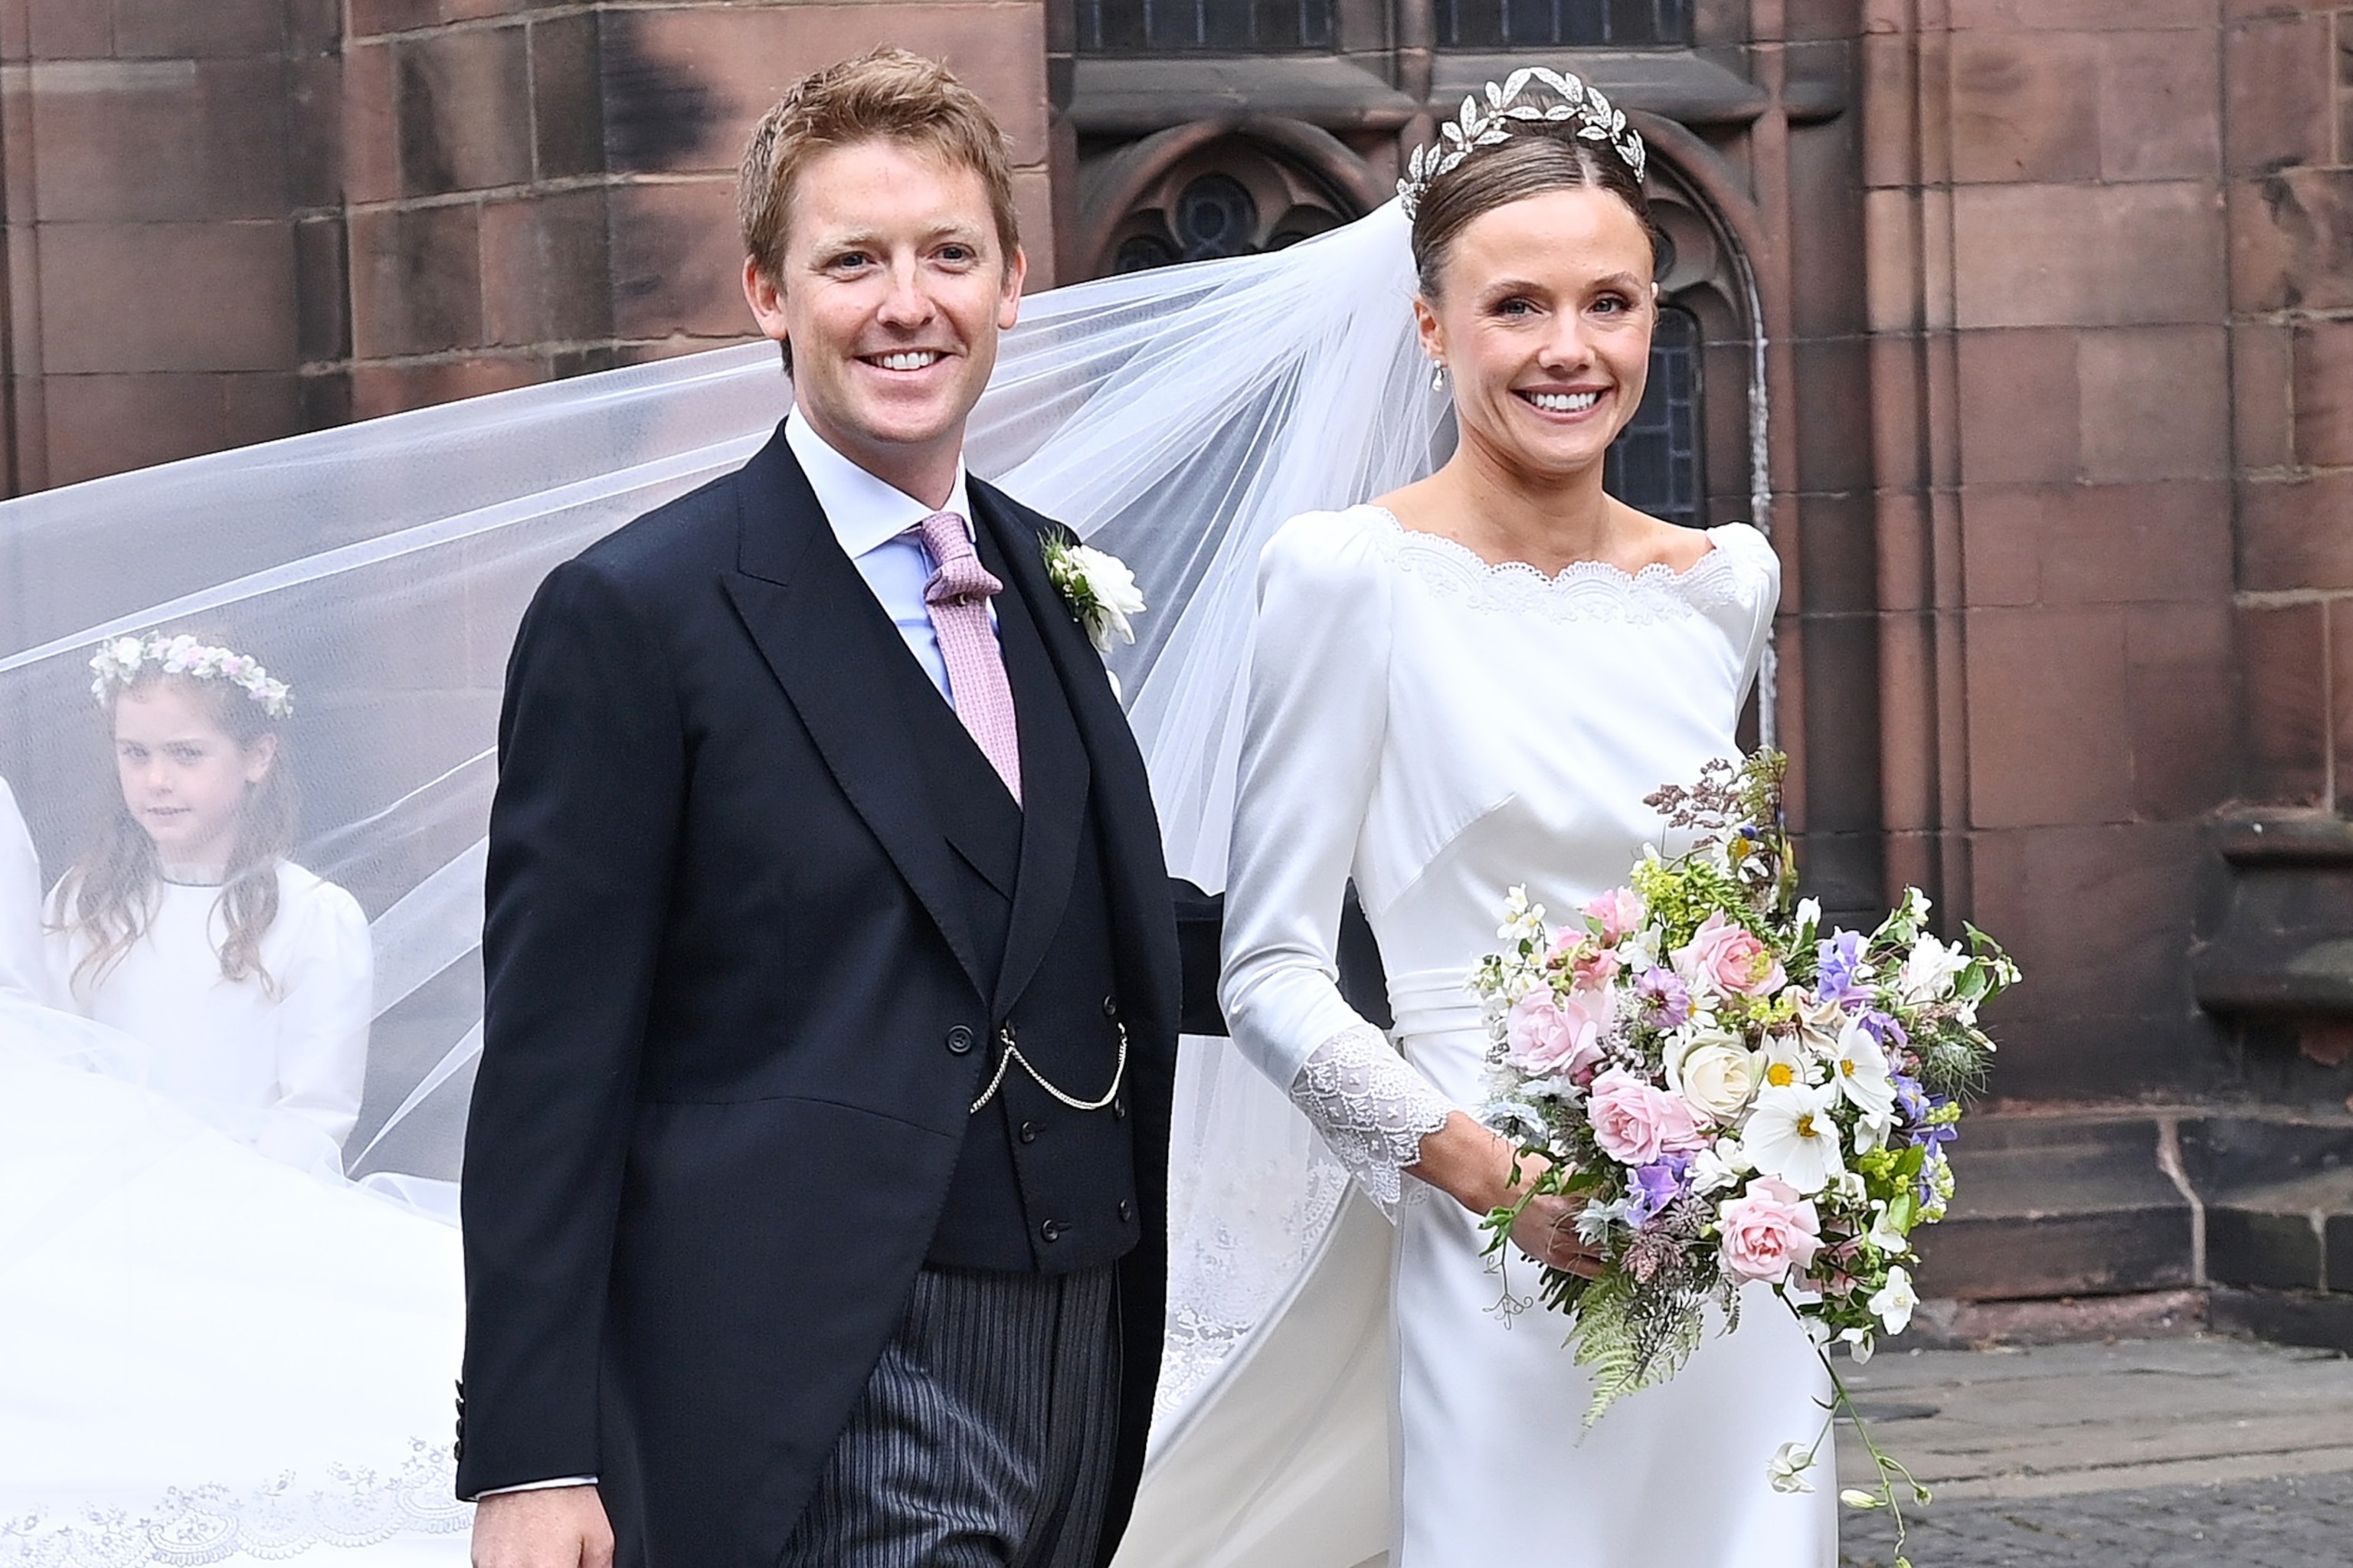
[1366,505,1733,588]
[1360,506,1761,623]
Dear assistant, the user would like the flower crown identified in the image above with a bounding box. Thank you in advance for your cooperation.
[1398,67,1648,219]
[89,633,293,719]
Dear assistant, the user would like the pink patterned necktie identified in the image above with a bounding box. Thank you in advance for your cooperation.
[914,509,1022,804]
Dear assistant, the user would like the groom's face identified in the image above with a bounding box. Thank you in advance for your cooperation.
[751,137,1025,491]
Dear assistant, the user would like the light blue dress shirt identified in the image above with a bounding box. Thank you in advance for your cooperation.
[785,410,997,705]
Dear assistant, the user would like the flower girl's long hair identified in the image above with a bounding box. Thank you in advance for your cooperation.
[58,636,299,1000]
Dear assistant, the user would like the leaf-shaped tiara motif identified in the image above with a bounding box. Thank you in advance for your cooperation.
[1397,67,1648,218]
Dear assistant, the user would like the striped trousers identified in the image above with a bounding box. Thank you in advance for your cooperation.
[779,1263,1122,1568]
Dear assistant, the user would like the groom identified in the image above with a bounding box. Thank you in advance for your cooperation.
[457,48,1181,1568]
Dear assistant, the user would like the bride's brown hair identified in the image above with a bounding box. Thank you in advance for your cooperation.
[57,639,299,1000]
[1409,129,1662,299]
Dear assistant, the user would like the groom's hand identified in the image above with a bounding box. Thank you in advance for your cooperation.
[472,1485,614,1568]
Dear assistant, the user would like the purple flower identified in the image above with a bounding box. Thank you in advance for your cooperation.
[1890,1072,1929,1124]
[1814,929,1869,1007]
[1626,1154,1693,1226]
[1635,967,1691,1029]
[1859,1010,1910,1050]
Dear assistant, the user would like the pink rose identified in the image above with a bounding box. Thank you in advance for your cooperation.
[1506,988,1610,1082]
[1717,1177,1824,1284]
[1571,946,1622,993]
[1675,912,1788,999]
[1584,887,1646,946]
[1586,1068,1705,1165]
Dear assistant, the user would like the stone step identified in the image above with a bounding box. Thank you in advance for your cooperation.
[1912,1108,2353,1353]
[1910,1114,2195,1301]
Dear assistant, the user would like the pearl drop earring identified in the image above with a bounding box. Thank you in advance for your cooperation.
[1430,360,1447,391]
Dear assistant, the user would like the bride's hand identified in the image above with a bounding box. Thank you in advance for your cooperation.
[1409,1112,1603,1278]
[1508,1192,1603,1278]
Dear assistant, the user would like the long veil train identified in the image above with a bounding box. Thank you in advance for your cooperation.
[0,199,1443,1559]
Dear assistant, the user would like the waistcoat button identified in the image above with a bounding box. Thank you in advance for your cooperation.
[1040,1219,1063,1242]
[1019,1121,1042,1144]
[1101,994,1120,1020]
[946,1025,975,1055]
[1118,1199,1134,1223]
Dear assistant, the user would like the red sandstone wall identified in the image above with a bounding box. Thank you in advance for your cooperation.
[336,0,1059,418]
[1860,0,2241,1100]
[0,0,341,488]
[2226,0,2353,813]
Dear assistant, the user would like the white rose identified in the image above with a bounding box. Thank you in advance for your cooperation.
[1667,1039,1762,1124]
[1069,543,1145,650]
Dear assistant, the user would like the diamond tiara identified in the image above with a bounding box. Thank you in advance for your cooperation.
[1397,67,1648,219]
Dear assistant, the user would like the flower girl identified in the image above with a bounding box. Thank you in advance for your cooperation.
[46,632,372,1169]
[0,774,44,1003]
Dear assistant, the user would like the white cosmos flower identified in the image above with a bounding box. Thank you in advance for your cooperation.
[1767,1442,1817,1494]
[1743,1082,1845,1195]
[1794,896,1821,938]
[1897,933,1970,1005]
[1870,1265,1919,1334]
[1758,1034,1822,1092]
[1829,1018,1896,1121]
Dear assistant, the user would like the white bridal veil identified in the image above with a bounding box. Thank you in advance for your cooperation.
[0,196,1448,1501]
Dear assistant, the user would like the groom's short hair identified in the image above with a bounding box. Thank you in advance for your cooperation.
[738,47,1022,285]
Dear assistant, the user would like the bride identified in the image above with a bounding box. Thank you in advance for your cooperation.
[0,63,1824,1566]
[1115,82,1835,1568]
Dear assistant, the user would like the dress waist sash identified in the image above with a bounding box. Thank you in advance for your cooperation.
[1384,966,1485,1042]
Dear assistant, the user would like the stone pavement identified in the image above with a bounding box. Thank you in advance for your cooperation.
[1830,1337,2353,1567]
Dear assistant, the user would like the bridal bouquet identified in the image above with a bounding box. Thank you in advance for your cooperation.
[1469,751,2017,1551]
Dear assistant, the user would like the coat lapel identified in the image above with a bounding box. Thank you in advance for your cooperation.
[972,480,1183,1046]
[972,493,1085,1016]
[721,429,992,998]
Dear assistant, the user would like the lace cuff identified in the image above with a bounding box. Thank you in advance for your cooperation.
[1287,1023,1455,1209]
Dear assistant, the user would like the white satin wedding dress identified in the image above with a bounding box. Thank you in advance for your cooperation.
[1118,506,1836,1568]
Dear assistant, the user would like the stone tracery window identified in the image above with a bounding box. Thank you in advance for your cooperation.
[1437,0,1690,48]
[1080,0,1335,51]
[1605,304,1703,530]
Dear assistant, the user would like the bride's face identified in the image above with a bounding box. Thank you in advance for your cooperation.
[1417,185,1656,480]
[113,682,274,872]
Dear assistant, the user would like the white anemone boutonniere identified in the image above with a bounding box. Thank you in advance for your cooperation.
[1042,530,1146,654]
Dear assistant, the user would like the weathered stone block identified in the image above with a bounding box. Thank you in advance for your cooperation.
[39,219,297,374]
[1952,182,2225,331]
[1911,1116,2194,1301]
[2080,324,2229,483]
[1955,328,2079,485]
[2237,470,2353,594]
[2224,12,2334,176]
[606,179,752,342]
[31,57,291,223]
[2229,169,2353,314]
[2235,601,2328,806]
[2208,1204,2324,1289]
[2210,1285,2353,1352]
[2128,601,2237,822]
[398,23,534,198]
[1949,29,2101,185]
[2097,26,2222,184]
[2233,319,2295,470]
[349,203,484,360]
[480,188,614,347]
[2291,319,2353,470]
[1965,606,2134,827]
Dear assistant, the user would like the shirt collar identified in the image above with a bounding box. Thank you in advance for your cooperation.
[784,408,974,561]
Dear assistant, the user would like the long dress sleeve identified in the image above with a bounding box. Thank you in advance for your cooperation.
[1219,512,1452,1206]
[266,874,374,1156]
[0,778,46,1005]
